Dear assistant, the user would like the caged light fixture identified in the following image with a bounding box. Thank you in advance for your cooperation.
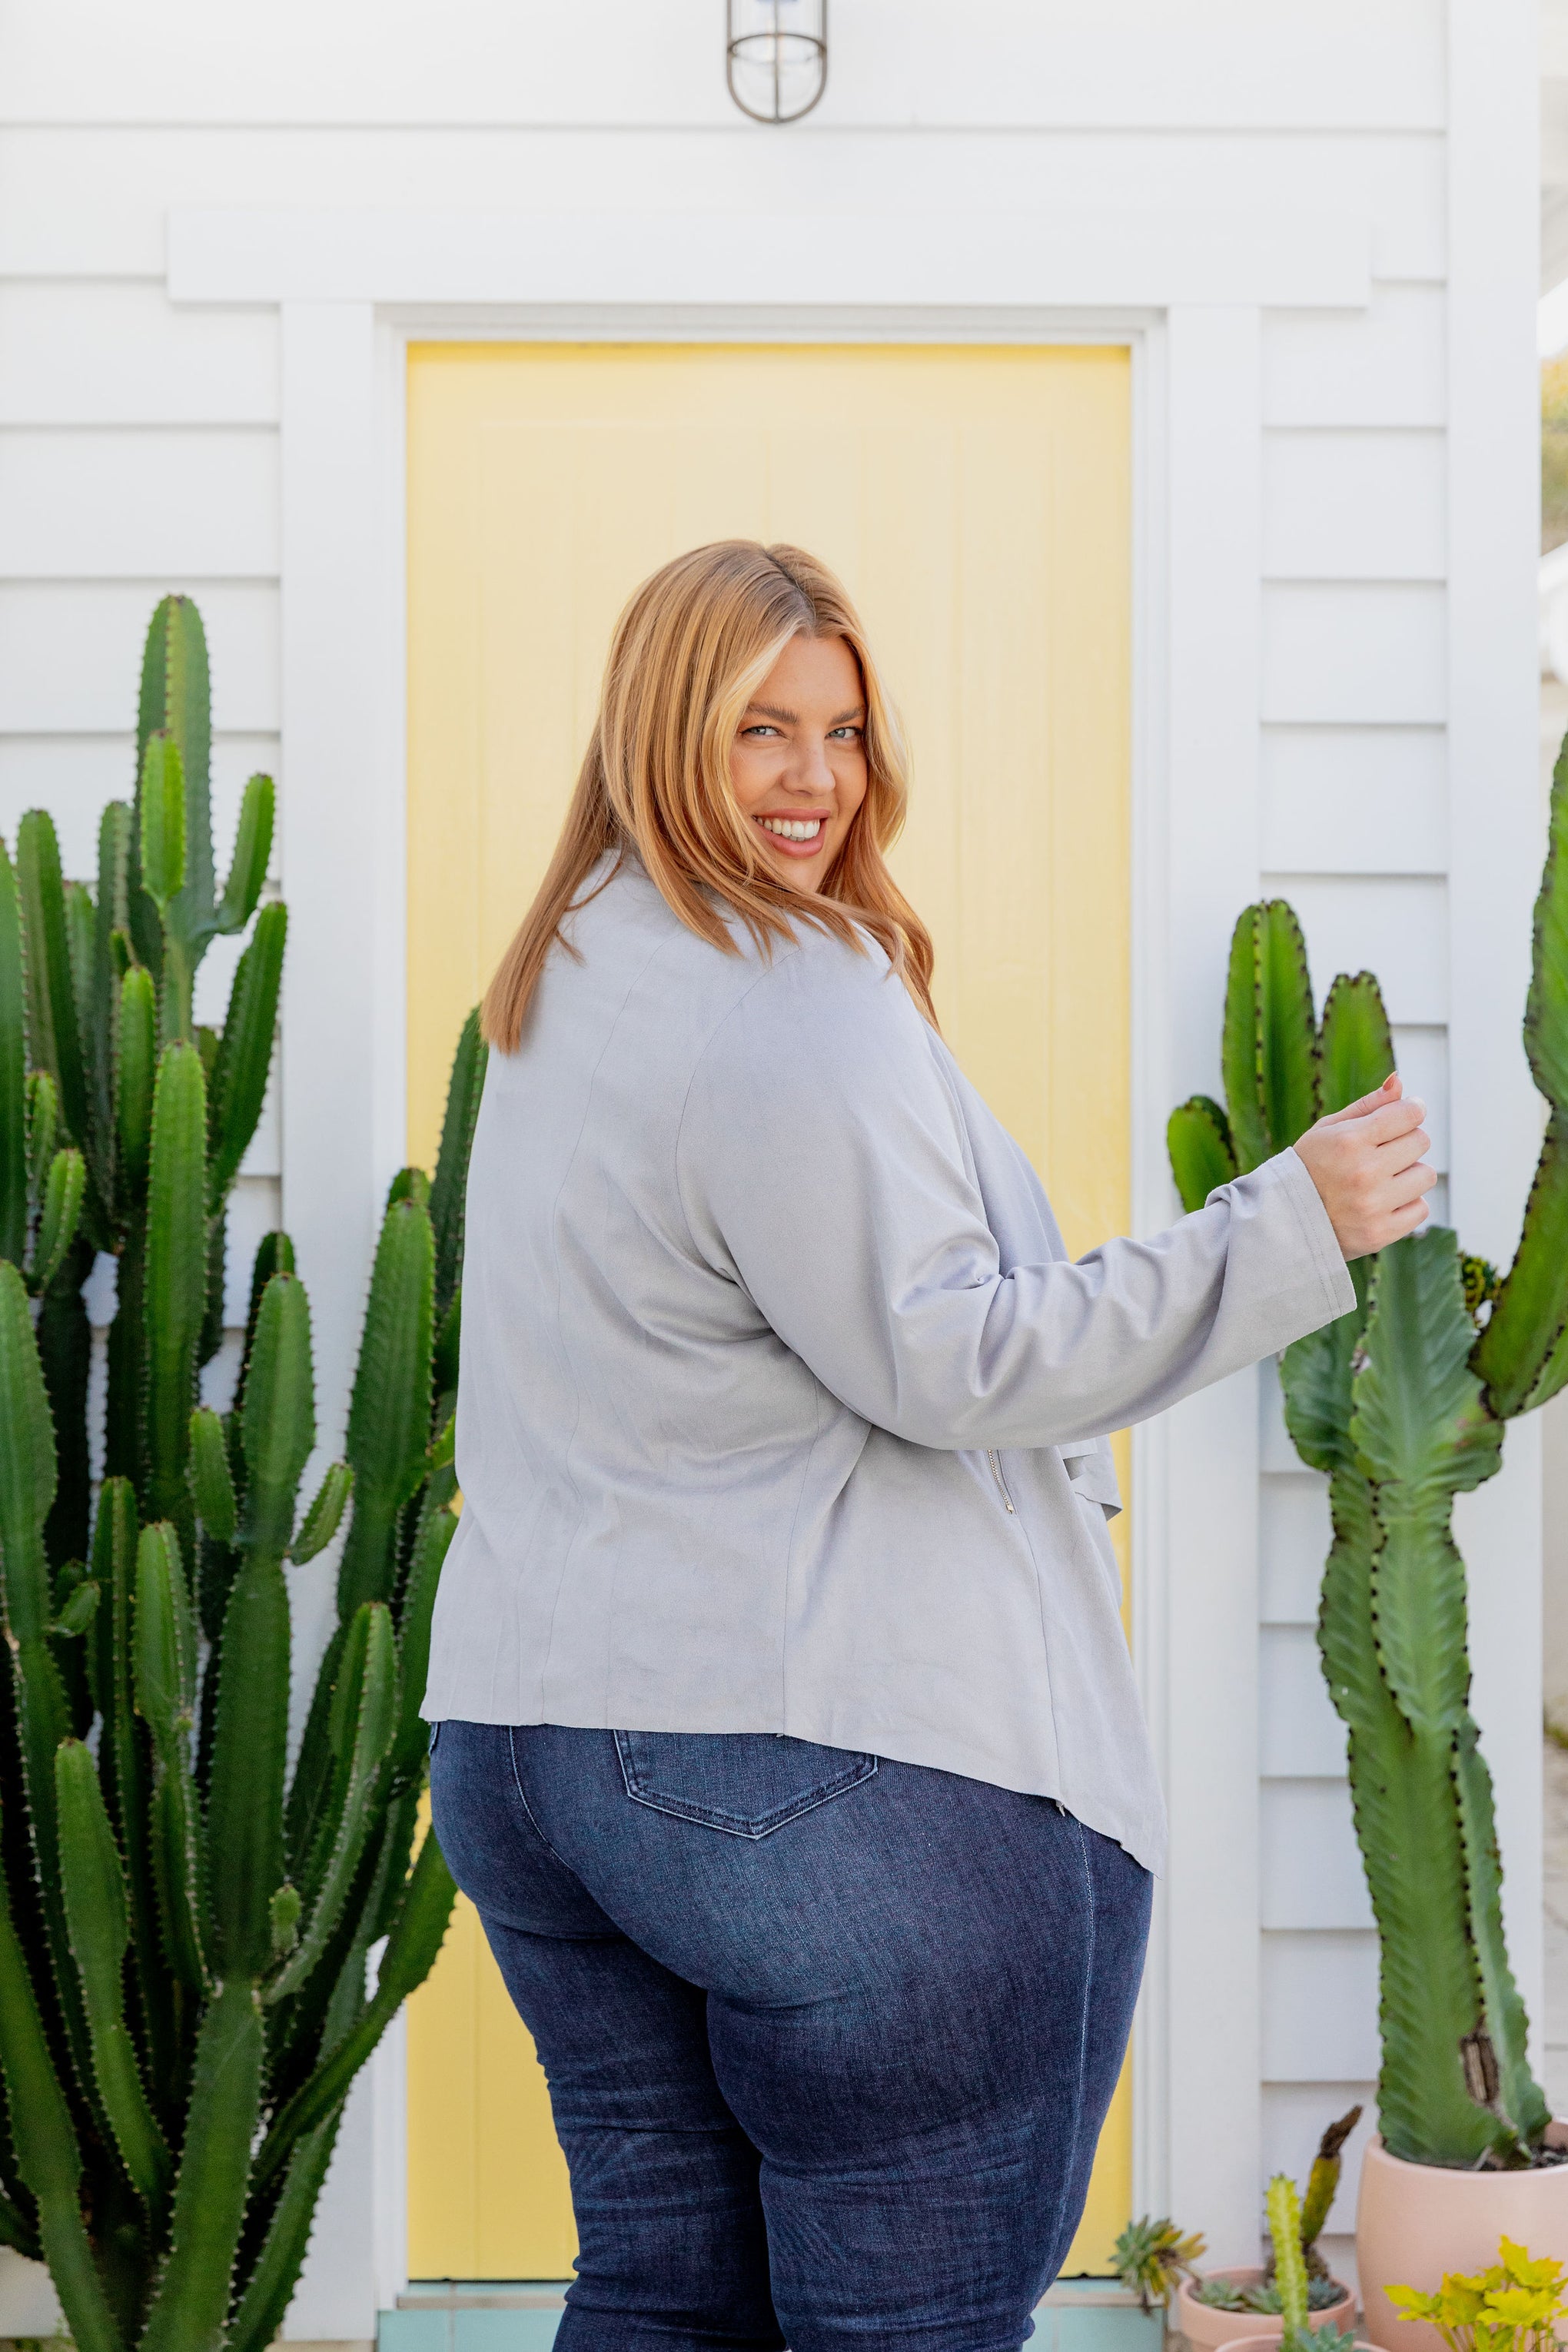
[726,0,827,123]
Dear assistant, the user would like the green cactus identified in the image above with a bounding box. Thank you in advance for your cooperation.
[1169,751,1568,2170]
[1266,2174,1309,2350]
[1296,2105,1360,2274]
[0,593,484,2347]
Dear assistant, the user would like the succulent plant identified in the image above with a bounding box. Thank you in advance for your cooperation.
[1168,747,1568,2169]
[0,595,487,2348]
[1112,2213,1208,2311]
[1296,2105,1360,2275]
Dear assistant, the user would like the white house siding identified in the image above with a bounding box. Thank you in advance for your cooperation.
[0,0,1539,2336]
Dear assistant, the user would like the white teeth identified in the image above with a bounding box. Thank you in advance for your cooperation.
[760,817,823,842]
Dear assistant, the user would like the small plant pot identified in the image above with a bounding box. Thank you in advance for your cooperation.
[1221,2338,1373,2352]
[1175,2269,1356,2350]
[1357,2136,1568,2352]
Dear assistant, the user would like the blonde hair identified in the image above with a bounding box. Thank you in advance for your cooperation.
[480,540,936,1050]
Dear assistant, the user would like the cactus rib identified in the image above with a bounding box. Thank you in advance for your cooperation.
[337,1197,435,1615]
[207,1556,290,1982]
[0,1821,124,2352]
[135,1978,263,2352]
[142,1044,207,1533]
[0,839,28,1266]
[206,902,285,1209]
[133,1524,210,1996]
[268,1602,398,2003]
[430,1007,487,1319]
[17,812,90,1151]
[55,1741,171,2209]
[225,2106,344,2352]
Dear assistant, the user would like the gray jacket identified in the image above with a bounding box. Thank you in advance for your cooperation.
[424,855,1354,1872]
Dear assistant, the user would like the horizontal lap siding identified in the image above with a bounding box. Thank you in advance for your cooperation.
[0,277,281,1336]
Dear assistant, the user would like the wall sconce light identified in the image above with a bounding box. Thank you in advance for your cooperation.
[726,0,827,124]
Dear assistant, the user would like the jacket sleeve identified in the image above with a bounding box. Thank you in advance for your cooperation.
[675,937,1357,1451]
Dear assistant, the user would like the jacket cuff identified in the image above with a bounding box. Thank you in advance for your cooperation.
[1275,1144,1358,1321]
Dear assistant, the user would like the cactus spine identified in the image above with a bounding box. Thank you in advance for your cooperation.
[0,595,487,2346]
[1167,753,1568,2168]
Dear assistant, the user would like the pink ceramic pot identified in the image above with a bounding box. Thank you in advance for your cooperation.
[1357,2137,1568,2352]
[1175,2269,1356,2350]
[1224,2339,1370,2352]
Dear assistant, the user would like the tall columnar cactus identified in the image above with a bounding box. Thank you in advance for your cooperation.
[1168,748,1568,2170]
[0,595,487,2347]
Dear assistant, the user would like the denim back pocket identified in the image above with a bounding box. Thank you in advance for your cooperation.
[613,1729,877,1840]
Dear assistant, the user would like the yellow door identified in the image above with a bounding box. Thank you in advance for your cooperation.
[404,341,1133,2283]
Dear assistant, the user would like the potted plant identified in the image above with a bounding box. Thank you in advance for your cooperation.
[1385,2236,1568,2352]
[1168,752,1568,2342]
[0,596,485,2350]
[1174,2114,1358,2350]
[1222,2177,1363,2352]
[1113,2213,1208,2314]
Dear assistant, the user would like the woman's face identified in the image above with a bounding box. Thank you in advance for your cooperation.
[729,632,869,894]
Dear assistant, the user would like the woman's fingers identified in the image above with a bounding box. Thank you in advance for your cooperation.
[1346,1095,1427,1147]
[1291,1071,1436,1259]
[1378,1124,1432,1174]
[1317,1072,1403,1126]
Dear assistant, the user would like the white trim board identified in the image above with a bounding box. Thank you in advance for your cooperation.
[167,205,1370,311]
[168,202,1380,2308]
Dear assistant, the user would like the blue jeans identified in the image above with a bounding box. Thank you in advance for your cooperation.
[429,1722,1151,2352]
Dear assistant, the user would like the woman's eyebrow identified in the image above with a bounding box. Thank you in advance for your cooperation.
[742,701,867,726]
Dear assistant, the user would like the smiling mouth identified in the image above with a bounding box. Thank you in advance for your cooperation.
[756,814,825,849]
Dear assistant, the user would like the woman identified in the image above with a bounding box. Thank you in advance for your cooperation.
[425,541,1430,2352]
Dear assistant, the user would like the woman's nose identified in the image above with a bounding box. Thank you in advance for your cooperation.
[789,734,835,793]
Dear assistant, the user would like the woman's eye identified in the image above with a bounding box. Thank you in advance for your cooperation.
[742,724,779,739]
[829,726,862,742]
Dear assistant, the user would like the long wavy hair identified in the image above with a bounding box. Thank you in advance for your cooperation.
[480,539,936,1049]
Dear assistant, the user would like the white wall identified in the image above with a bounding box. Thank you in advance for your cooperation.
[0,0,1541,2333]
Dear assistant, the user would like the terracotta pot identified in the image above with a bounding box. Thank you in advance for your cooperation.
[1357,2136,1568,2352]
[1175,2269,1356,2350]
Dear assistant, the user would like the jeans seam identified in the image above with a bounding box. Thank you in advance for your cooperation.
[1071,1815,1095,2177]
[507,1726,575,1871]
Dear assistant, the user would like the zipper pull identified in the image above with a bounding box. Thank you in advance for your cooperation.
[988,1450,1016,1513]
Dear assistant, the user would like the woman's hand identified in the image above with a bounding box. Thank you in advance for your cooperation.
[1291,1072,1436,1261]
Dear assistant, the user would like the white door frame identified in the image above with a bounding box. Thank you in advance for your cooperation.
[169,201,1374,2314]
